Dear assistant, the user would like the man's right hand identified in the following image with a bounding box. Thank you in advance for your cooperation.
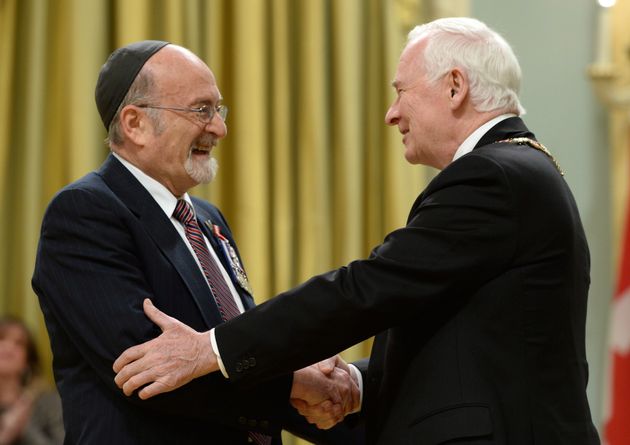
[290,356,360,429]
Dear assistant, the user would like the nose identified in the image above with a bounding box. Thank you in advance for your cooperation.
[385,101,399,126]
[206,114,227,139]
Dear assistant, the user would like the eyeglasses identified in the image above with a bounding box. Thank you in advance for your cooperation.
[138,104,228,123]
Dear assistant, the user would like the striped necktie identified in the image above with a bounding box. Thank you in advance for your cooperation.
[173,199,240,321]
[173,200,271,445]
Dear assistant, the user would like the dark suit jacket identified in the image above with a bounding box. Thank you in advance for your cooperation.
[215,118,601,445]
[32,154,292,444]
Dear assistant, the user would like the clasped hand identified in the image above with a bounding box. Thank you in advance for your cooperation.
[290,356,361,429]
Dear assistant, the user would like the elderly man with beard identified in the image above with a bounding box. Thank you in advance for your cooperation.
[31,41,360,445]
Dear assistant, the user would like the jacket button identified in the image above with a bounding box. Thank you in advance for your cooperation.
[248,358,256,367]
[238,416,247,425]
[235,362,243,373]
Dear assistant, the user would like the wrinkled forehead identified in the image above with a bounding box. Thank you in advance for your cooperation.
[147,46,221,101]
[394,38,428,84]
[401,37,428,67]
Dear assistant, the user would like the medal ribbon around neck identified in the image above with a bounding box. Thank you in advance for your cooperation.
[495,137,564,176]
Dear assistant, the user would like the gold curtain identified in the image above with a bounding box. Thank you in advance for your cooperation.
[0,0,436,443]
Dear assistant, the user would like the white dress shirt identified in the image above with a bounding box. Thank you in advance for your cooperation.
[451,113,517,163]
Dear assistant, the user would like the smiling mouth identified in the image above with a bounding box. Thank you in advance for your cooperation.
[191,145,212,155]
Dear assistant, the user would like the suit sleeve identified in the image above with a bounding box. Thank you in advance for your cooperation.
[32,186,291,432]
[216,154,519,384]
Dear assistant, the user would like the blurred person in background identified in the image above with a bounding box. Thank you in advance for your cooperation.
[0,317,63,445]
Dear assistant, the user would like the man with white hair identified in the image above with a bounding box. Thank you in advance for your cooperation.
[114,18,601,444]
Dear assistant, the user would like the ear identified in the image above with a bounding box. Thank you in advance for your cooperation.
[119,105,154,146]
[446,68,468,110]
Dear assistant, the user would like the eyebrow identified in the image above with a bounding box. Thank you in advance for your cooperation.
[194,96,223,106]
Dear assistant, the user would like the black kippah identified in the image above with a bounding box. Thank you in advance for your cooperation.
[95,40,170,131]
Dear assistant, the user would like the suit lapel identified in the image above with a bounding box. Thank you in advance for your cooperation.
[97,154,225,328]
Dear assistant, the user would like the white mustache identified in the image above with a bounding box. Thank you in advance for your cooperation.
[196,136,216,148]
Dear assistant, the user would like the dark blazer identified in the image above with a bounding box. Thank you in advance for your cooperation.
[32,154,292,444]
[216,118,601,445]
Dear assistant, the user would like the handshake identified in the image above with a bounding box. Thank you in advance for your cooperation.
[113,299,360,430]
[290,355,361,429]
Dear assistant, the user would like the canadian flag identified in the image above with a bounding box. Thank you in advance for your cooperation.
[605,196,630,444]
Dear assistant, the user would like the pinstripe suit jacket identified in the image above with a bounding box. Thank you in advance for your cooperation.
[32,154,291,444]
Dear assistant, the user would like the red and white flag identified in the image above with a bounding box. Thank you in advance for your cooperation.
[605,196,630,444]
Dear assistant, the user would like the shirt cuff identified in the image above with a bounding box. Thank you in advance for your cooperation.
[210,328,229,378]
[347,364,363,413]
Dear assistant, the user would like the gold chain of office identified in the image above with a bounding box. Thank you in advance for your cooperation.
[494,137,564,176]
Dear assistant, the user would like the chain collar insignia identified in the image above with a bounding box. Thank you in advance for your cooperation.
[495,137,564,176]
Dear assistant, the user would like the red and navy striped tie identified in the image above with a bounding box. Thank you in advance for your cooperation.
[173,200,271,445]
[173,199,240,321]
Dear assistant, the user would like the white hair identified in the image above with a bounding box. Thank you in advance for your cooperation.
[408,17,525,115]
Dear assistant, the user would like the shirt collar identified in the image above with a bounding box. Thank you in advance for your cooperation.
[451,113,517,163]
[112,152,194,218]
